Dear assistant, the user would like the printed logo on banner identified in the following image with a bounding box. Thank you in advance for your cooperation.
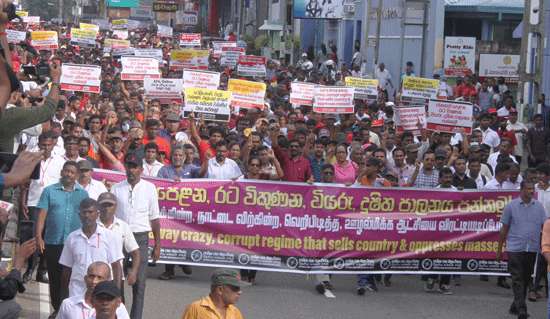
[478,54,520,78]
[427,99,473,134]
[313,86,355,114]
[60,64,102,94]
[444,37,476,77]
[93,169,516,275]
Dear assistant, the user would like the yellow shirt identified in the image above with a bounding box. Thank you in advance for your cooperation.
[181,296,244,319]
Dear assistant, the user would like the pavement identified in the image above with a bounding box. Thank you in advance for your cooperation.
[18,265,547,319]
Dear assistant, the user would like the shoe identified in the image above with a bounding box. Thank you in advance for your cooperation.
[424,278,435,292]
[438,285,453,295]
[315,283,326,294]
[357,287,366,296]
[528,291,537,302]
[22,269,33,283]
[383,277,392,287]
[365,283,378,292]
[157,271,175,280]
[497,277,511,289]
[36,272,49,284]
[180,265,192,275]
[535,290,544,300]
[323,282,335,298]
[479,275,489,282]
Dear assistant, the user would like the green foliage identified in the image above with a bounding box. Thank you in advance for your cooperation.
[254,34,269,50]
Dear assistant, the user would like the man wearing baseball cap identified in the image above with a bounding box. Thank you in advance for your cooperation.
[181,268,249,319]
[91,280,124,319]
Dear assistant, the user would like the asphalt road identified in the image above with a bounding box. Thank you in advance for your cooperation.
[18,265,547,319]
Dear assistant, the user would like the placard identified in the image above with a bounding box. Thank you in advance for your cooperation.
[183,88,231,122]
[212,41,236,58]
[290,82,315,106]
[345,77,379,100]
[237,55,267,78]
[220,47,245,68]
[6,30,27,44]
[394,106,426,134]
[121,56,161,81]
[22,16,40,24]
[401,76,439,100]
[104,38,131,48]
[157,25,173,38]
[227,79,266,110]
[92,19,111,30]
[183,70,220,90]
[112,29,128,40]
[179,33,201,47]
[313,86,355,113]
[478,54,520,78]
[79,23,100,31]
[170,49,209,71]
[427,99,473,134]
[144,78,183,102]
[111,19,129,29]
[31,31,58,50]
[134,48,163,61]
[60,64,102,94]
[444,37,476,77]
[70,28,97,47]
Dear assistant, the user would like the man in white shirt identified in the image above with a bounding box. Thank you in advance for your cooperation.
[201,142,242,180]
[110,153,161,319]
[21,131,66,283]
[507,110,528,163]
[487,139,518,172]
[56,262,129,319]
[375,63,393,96]
[484,162,516,190]
[479,113,500,151]
[97,192,140,299]
[536,163,550,217]
[59,198,123,299]
[78,160,108,200]
[63,135,84,162]
[142,143,164,177]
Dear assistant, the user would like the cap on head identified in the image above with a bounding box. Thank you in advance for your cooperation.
[92,281,121,299]
[97,192,117,205]
[211,268,250,288]
[435,148,447,159]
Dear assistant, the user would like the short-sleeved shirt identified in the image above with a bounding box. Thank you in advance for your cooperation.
[206,158,243,180]
[181,296,243,319]
[413,169,439,188]
[334,161,358,184]
[157,164,201,180]
[111,179,160,233]
[59,226,124,297]
[56,294,130,319]
[500,198,547,252]
[274,146,312,182]
[36,183,89,245]
[79,179,108,201]
[198,140,216,162]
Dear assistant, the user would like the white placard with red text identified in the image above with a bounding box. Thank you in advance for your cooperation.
[180,33,201,47]
[394,106,427,133]
[60,64,102,93]
[237,55,267,78]
[31,31,58,50]
[134,49,163,61]
[183,70,220,90]
[220,47,245,68]
[313,86,355,113]
[290,82,316,106]
[157,25,173,38]
[121,56,160,81]
[144,78,183,100]
[212,41,236,58]
[427,99,473,134]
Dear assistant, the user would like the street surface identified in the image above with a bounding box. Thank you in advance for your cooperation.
[17,265,547,319]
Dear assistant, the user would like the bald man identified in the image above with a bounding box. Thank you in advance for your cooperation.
[56,262,129,319]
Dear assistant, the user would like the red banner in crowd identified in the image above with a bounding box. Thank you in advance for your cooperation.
[94,170,516,275]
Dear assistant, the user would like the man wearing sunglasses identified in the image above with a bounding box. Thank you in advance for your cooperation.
[97,192,140,302]
[181,268,248,319]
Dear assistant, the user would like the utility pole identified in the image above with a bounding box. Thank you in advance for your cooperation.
[58,0,63,22]
[373,0,382,65]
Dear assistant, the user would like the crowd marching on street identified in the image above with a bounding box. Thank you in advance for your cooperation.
[1,1,550,319]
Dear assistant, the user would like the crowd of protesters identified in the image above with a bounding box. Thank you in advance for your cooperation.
[1,4,550,318]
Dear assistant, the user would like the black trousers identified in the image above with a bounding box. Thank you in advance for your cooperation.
[44,244,64,311]
[508,252,537,316]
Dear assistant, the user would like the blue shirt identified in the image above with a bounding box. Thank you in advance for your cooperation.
[500,197,547,252]
[36,183,89,245]
[309,156,325,183]
[157,164,200,180]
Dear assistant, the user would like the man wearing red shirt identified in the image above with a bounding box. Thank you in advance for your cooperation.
[271,130,312,183]
[142,119,171,162]
[496,116,517,150]
[455,76,477,99]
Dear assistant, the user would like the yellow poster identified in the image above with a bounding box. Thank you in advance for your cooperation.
[79,23,100,31]
[402,76,440,99]
[31,31,58,49]
[345,77,379,99]
[227,79,266,110]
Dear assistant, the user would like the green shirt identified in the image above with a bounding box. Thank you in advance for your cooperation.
[0,97,57,152]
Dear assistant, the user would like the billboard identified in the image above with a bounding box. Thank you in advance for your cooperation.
[107,0,139,8]
[294,0,345,19]
[478,54,520,78]
[443,37,476,77]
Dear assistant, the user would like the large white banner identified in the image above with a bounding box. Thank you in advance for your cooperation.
[444,37,476,77]
[478,54,520,78]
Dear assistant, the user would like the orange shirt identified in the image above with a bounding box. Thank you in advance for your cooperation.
[198,140,216,162]
[358,176,392,187]
[143,136,171,161]
[181,296,243,319]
